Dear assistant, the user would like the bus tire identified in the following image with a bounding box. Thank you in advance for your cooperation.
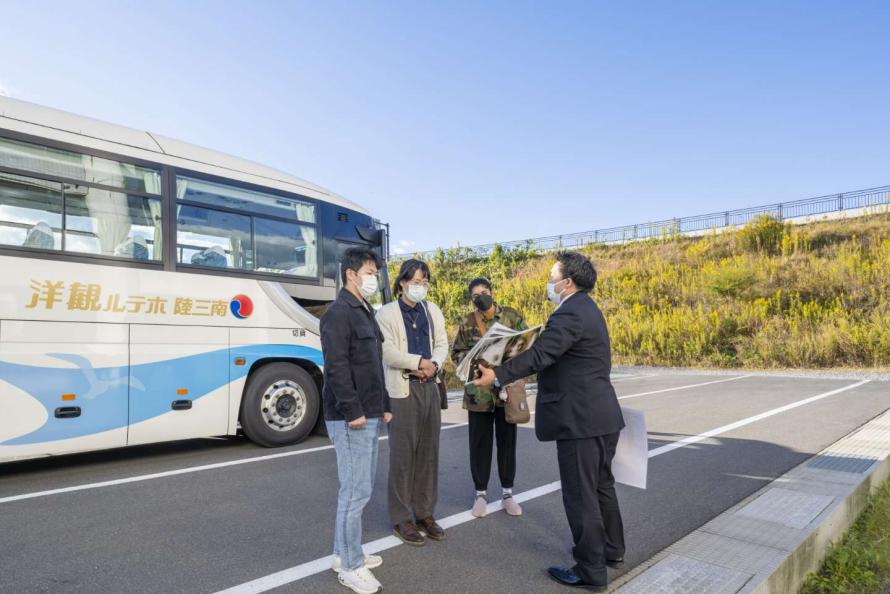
[241,363,320,447]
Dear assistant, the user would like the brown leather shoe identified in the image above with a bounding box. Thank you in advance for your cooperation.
[393,522,426,546]
[416,517,446,541]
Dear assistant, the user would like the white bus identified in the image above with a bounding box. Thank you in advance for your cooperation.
[0,97,390,463]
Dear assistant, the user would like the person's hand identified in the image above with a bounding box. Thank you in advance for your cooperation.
[348,415,367,429]
[419,359,438,379]
[472,364,497,387]
[384,412,393,424]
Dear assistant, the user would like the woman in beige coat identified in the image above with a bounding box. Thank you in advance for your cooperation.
[375,259,449,547]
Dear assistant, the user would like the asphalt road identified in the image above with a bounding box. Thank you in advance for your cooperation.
[0,371,887,594]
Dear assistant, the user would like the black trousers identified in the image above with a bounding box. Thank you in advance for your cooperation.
[556,432,625,586]
[468,407,517,492]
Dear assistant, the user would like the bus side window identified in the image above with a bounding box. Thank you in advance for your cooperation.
[0,135,162,262]
[64,185,162,261]
[176,204,251,270]
[0,173,63,250]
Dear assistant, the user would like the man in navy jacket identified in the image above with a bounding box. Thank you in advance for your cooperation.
[474,251,625,592]
[320,247,392,594]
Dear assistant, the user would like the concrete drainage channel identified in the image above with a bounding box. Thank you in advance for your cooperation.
[611,407,890,594]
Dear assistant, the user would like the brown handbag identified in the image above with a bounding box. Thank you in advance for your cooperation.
[504,380,531,424]
[436,368,449,410]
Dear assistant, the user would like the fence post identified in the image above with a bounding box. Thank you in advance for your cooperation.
[724,211,730,227]
[838,193,844,211]
[777,203,783,221]
[633,225,638,239]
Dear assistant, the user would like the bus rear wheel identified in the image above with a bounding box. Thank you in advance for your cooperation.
[241,363,320,447]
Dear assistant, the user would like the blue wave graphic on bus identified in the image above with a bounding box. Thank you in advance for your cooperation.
[49,353,145,399]
[0,344,322,445]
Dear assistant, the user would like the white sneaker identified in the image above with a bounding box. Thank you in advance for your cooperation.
[331,554,383,572]
[338,566,382,594]
[471,495,488,518]
[503,496,523,516]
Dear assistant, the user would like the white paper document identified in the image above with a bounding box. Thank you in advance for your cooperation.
[612,407,648,489]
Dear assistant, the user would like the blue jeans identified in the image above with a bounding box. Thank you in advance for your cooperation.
[327,418,381,572]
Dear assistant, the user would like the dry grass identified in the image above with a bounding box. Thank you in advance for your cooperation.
[400,213,890,373]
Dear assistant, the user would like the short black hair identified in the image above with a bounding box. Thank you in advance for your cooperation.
[556,251,597,292]
[393,258,431,297]
[468,277,492,295]
[341,247,381,283]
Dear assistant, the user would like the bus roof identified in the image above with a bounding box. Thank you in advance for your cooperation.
[0,96,369,215]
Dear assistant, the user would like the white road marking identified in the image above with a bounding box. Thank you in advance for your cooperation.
[527,375,753,414]
[0,423,469,505]
[213,379,870,594]
[213,481,565,594]
[618,375,752,400]
[647,380,870,457]
[610,375,649,382]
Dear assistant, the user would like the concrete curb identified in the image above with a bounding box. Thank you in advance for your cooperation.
[611,407,890,594]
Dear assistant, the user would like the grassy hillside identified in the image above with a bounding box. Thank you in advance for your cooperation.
[398,212,890,373]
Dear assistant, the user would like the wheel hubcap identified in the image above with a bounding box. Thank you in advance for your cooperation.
[260,380,307,432]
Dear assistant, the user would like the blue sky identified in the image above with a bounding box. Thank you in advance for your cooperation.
[1,1,888,254]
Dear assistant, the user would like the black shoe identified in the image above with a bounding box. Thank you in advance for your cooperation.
[606,557,624,569]
[546,567,607,592]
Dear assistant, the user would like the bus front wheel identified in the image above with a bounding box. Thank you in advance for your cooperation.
[241,363,320,447]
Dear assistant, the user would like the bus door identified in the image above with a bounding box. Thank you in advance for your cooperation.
[0,320,129,459]
[127,324,229,445]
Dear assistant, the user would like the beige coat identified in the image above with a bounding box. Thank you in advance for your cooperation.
[376,299,449,399]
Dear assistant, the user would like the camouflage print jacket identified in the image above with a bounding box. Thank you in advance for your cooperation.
[450,304,528,412]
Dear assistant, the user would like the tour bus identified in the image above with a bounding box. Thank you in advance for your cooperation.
[0,97,390,463]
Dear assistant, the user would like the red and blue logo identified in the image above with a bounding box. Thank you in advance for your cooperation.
[230,295,254,319]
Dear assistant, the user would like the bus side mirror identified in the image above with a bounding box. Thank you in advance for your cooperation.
[355,225,385,247]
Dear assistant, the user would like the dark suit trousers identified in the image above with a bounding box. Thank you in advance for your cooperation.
[556,432,625,585]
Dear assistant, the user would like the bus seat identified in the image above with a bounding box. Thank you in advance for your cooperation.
[23,221,54,249]
[114,236,150,260]
[191,245,228,268]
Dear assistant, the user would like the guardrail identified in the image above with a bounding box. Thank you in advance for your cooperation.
[394,184,890,260]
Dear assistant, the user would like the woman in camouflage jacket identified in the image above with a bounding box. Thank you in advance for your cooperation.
[450,277,528,518]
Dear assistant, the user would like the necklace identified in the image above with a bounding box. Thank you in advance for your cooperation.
[406,310,421,329]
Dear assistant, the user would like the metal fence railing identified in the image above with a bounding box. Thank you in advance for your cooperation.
[394,184,890,261]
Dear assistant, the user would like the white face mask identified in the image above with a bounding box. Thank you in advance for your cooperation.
[354,273,378,299]
[406,284,428,303]
[547,279,568,305]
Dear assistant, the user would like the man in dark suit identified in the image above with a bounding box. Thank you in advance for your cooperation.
[474,251,625,592]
